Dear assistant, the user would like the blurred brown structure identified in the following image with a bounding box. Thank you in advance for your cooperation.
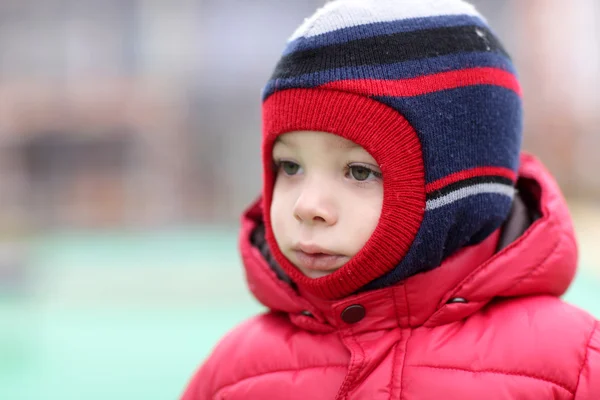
[512,0,600,197]
[0,0,599,231]
[0,79,194,229]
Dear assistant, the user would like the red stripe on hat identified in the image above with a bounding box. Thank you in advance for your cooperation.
[425,166,517,193]
[319,67,522,97]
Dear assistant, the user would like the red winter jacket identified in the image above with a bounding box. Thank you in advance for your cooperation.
[182,154,600,399]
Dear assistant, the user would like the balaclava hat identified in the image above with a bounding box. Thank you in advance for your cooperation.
[261,0,523,300]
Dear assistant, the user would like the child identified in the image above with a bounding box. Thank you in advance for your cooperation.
[182,0,600,398]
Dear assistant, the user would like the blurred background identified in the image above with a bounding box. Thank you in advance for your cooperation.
[0,0,599,398]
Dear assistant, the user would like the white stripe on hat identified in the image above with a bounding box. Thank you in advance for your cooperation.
[289,0,483,42]
[426,183,515,211]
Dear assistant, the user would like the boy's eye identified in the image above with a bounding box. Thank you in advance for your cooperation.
[349,165,380,181]
[280,161,300,176]
[350,166,370,181]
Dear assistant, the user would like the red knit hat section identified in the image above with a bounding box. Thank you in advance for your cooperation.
[262,88,425,299]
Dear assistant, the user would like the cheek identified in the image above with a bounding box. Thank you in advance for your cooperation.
[346,188,383,252]
[270,182,291,246]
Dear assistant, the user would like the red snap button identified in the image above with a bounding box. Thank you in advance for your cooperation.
[341,304,366,324]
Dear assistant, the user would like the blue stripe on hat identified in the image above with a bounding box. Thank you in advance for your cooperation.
[263,51,516,100]
[283,14,488,56]
[376,85,523,183]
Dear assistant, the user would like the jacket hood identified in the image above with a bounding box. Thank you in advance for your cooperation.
[239,154,577,332]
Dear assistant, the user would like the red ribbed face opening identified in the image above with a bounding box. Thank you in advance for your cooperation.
[262,89,426,299]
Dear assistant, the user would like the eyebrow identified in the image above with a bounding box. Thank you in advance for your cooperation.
[335,140,360,149]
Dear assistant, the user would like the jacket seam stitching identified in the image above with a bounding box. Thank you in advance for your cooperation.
[573,319,598,399]
[410,365,574,394]
[335,331,365,400]
[348,332,367,397]
[398,330,412,400]
[336,335,354,399]
[388,289,401,399]
[213,364,349,397]
[404,283,411,327]
[397,284,412,400]
[388,343,401,400]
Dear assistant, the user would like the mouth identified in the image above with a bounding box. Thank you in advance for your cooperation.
[291,243,348,275]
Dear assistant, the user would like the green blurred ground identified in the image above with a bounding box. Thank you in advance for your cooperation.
[0,228,598,400]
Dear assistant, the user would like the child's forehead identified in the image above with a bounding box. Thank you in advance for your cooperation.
[276,131,361,149]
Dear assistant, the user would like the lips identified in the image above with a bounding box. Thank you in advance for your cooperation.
[292,243,348,274]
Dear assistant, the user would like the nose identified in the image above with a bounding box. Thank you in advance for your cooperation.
[293,182,337,225]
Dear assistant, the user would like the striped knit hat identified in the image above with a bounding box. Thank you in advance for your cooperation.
[261,0,523,299]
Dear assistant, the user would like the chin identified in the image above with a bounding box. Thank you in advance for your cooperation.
[299,267,338,279]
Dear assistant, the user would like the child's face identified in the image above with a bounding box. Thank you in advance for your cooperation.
[270,131,383,279]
